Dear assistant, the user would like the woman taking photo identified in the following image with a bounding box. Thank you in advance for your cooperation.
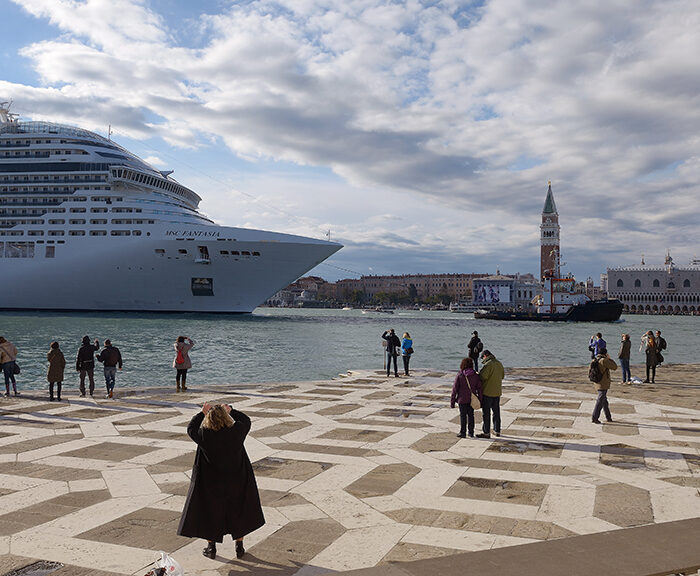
[173,336,195,392]
[401,332,413,376]
[178,402,265,560]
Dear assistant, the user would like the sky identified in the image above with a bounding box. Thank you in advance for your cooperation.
[1,0,699,283]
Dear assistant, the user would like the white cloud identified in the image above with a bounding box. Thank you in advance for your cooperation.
[3,0,700,280]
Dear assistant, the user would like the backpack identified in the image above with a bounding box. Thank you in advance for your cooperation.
[175,349,185,365]
[476,340,483,353]
[659,338,667,350]
[588,358,604,383]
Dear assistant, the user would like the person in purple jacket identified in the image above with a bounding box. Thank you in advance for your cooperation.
[450,357,483,438]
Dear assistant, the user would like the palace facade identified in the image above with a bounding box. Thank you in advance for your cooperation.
[607,254,700,314]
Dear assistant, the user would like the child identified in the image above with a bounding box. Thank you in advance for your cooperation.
[47,341,66,401]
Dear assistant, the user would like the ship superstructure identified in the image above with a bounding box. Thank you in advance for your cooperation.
[0,103,341,312]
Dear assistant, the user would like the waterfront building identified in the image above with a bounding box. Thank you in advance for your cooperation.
[472,273,540,309]
[540,181,560,281]
[607,253,700,314]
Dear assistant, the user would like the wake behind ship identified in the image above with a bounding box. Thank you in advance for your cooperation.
[0,104,341,312]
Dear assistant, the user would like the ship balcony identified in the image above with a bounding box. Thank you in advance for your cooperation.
[194,257,210,264]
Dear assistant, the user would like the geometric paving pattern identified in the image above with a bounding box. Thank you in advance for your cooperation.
[1,367,699,576]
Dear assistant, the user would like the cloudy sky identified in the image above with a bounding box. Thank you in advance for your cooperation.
[1,0,698,282]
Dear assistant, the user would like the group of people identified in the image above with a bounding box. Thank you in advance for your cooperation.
[590,329,667,385]
[0,334,197,400]
[381,329,413,376]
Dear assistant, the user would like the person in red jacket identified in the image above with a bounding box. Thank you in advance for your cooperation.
[451,357,483,438]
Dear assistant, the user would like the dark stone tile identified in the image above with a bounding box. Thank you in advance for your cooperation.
[317,403,363,416]
[77,507,189,551]
[145,452,195,475]
[267,442,382,457]
[61,442,156,462]
[250,421,310,438]
[444,476,547,506]
[0,461,102,481]
[252,457,332,481]
[259,490,310,508]
[0,433,83,455]
[593,483,653,527]
[486,440,563,458]
[380,542,461,563]
[345,463,421,498]
[319,428,393,443]
[410,433,459,454]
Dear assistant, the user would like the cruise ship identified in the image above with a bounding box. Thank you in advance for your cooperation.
[0,103,342,312]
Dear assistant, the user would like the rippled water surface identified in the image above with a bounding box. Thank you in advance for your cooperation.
[0,308,697,391]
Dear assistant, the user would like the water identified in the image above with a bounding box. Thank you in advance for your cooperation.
[0,308,697,391]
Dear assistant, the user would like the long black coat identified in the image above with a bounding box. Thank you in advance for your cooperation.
[177,409,265,542]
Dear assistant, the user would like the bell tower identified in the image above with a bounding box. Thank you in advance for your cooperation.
[540,181,560,280]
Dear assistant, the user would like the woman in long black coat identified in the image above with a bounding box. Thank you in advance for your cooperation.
[178,402,265,560]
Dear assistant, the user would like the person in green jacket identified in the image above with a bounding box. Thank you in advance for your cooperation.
[476,350,504,438]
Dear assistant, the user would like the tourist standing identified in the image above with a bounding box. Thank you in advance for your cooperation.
[97,339,123,398]
[0,336,19,397]
[47,341,66,402]
[400,332,413,376]
[641,331,657,383]
[467,331,483,371]
[76,336,100,397]
[178,402,265,560]
[655,330,667,366]
[451,357,482,438]
[476,350,504,439]
[589,333,606,358]
[591,347,618,423]
[174,336,195,392]
[618,333,632,383]
[382,329,401,377]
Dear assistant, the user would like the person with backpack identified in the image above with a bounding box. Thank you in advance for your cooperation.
[382,329,401,377]
[174,336,195,392]
[467,331,483,371]
[76,336,100,397]
[97,339,123,398]
[476,350,504,438]
[641,331,657,383]
[590,346,617,424]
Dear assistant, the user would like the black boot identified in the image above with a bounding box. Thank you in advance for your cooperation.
[236,540,245,559]
[57,383,62,402]
[49,383,54,401]
[202,541,216,559]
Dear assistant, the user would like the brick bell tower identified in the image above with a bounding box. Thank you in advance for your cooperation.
[540,181,560,280]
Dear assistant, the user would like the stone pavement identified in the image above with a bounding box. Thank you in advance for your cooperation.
[0,367,699,576]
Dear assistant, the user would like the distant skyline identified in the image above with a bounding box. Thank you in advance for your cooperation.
[1,0,698,281]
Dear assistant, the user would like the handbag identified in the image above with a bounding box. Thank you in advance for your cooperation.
[151,552,183,576]
[406,347,414,355]
[469,391,481,410]
[13,362,20,375]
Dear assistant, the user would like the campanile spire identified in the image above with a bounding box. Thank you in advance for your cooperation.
[540,181,560,280]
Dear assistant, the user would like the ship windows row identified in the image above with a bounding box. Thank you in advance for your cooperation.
[0,149,88,158]
[0,174,108,183]
[153,248,261,257]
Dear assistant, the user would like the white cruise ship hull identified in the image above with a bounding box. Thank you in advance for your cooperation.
[0,226,340,313]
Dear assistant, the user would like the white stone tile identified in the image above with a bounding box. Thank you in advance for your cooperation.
[151,471,190,485]
[536,485,595,522]
[68,478,107,492]
[0,454,16,463]
[261,506,290,527]
[362,495,410,513]
[0,535,9,556]
[366,454,403,465]
[34,492,168,536]
[373,428,428,448]
[300,490,393,529]
[555,516,621,534]
[651,487,700,522]
[0,481,68,515]
[38,455,140,471]
[126,447,190,466]
[0,473,53,491]
[294,462,376,493]
[11,532,155,574]
[150,494,187,512]
[277,503,327,522]
[79,421,119,437]
[102,467,161,498]
[401,525,496,551]
[491,534,539,548]
[16,438,95,462]
[255,476,303,492]
[309,523,411,571]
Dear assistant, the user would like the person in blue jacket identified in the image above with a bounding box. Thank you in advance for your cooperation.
[401,332,413,376]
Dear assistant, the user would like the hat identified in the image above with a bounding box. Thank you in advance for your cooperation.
[472,331,478,335]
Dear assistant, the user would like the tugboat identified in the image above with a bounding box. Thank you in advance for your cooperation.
[474,273,623,322]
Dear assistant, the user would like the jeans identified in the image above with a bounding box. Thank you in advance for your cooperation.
[592,389,612,421]
[104,366,117,392]
[3,361,17,393]
[387,353,398,376]
[176,368,188,386]
[458,403,475,436]
[402,355,411,375]
[481,395,501,435]
[470,355,479,372]
[620,358,631,382]
[80,368,95,395]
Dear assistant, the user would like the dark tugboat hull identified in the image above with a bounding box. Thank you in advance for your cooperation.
[474,299,623,322]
